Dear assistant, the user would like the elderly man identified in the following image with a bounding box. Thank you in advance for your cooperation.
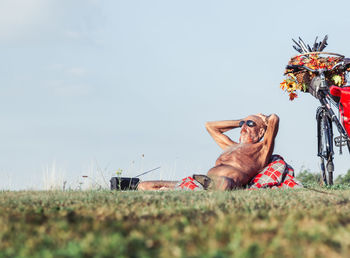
[137,113,279,190]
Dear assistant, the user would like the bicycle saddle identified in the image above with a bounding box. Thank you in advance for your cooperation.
[329,85,350,135]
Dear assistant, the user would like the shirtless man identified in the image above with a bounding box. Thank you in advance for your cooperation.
[137,113,279,190]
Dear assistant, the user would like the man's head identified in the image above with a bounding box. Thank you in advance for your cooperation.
[239,114,267,143]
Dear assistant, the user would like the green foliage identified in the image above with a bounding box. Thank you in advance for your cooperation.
[296,168,350,188]
[296,169,323,186]
[335,169,350,185]
[1,189,350,257]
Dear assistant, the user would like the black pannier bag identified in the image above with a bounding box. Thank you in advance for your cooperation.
[110,177,140,190]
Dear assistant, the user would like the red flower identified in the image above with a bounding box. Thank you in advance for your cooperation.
[289,92,298,101]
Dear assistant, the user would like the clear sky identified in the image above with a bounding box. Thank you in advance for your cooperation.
[1,0,350,190]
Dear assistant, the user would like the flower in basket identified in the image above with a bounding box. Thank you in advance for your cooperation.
[280,73,305,100]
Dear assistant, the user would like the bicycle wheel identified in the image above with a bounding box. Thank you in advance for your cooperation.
[319,157,327,185]
[317,111,334,185]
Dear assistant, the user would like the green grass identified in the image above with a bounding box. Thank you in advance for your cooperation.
[1,189,350,257]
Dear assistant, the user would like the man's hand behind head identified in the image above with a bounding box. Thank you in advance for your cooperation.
[255,113,268,127]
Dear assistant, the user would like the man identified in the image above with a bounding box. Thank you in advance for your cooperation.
[137,113,279,190]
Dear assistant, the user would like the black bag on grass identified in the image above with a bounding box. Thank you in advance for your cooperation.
[110,177,140,190]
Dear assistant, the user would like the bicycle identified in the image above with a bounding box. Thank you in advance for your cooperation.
[285,52,350,185]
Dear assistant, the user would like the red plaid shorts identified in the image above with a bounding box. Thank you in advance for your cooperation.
[174,177,204,191]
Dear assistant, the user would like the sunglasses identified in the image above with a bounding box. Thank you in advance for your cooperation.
[239,120,257,128]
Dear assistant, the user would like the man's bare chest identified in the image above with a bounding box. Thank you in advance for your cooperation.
[216,143,264,166]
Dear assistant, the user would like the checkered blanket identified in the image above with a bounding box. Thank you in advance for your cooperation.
[248,155,303,189]
[174,155,303,190]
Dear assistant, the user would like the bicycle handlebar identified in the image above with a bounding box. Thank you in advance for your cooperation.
[286,64,316,73]
[285,60,348,75]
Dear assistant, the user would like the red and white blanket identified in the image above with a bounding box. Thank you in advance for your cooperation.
[175,155,303,190]
[248,155,303,189]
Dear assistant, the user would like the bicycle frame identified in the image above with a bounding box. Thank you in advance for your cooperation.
[318,89,350,154]
[315,70,350,185]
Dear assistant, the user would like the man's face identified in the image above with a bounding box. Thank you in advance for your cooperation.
[239,115,266,143]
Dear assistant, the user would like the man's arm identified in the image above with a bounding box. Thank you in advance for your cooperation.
[205,120,241,150]
[261,114,279,165]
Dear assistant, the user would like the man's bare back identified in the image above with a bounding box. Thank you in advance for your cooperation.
[137,113,279,191]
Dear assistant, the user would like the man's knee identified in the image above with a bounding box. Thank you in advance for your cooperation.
[215,177,234,190]
[205,175,235,190]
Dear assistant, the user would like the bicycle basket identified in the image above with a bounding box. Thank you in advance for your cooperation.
[282,53,346,100]
[280,35,349,100]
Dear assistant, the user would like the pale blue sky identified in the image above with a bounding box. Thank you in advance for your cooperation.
[1,0,350,189]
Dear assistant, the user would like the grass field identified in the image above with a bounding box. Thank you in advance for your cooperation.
[1,188,350,257]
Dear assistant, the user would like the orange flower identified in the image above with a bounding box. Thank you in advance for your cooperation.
[286,81,296,92]
[280,80,286,89]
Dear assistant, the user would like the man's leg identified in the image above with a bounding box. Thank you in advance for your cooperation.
[207,165,246,189]
[207,175,235,190]
[192,174,235,190]
[137,181,178,191]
